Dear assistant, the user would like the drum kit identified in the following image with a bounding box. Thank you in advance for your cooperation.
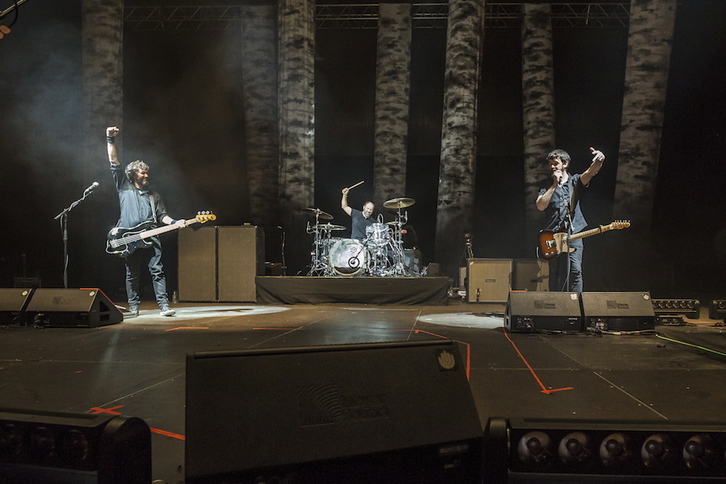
[304,197,417,277]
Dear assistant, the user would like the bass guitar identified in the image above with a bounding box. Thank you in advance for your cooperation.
[106,211,216,257]
[537,220,630,260]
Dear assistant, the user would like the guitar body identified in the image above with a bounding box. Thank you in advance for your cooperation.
[106,222,156,257]
[537,230,573,261]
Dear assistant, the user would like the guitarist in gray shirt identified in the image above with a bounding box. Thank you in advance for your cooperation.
[536,147,605,292]
[106,126,185,317]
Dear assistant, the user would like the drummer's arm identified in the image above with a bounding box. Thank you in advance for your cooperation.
[341,188,352,216]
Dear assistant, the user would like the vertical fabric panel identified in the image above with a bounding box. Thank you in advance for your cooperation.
[521,3,555,243]
[374,3,412,206]
[615,0,677,233]
[81,0,123,180]
[435,0,485,279]
[278,0,316,273]
[242,5,280,228]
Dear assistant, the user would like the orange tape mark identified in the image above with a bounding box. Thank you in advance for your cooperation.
[89,406,123,415]
[150,427,186,440]
[165,327,210,332]
[502,328,574,395]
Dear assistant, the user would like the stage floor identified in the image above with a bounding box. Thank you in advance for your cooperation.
[1,299,726,483]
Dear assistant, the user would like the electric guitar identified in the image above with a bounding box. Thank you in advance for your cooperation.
[106,211,216,257]
[537,220,630,260]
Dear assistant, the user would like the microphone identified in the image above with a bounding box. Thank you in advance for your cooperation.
[84,182,99,195]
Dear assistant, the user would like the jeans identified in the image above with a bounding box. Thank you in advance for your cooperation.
[124,241,169,309]
[548,238,583,292]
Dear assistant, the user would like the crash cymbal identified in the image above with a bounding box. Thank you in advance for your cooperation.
[303,207,333,220]
[316,223,346,231]
[383,197,415,209]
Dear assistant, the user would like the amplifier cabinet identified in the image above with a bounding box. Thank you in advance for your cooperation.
[178,225,264,303]
[467,259,512,303]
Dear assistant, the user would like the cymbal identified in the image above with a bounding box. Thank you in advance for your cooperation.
[316,223,346,231]
[303,207,333,220]
[383,197,415,209]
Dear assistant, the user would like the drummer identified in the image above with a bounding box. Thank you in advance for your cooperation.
[341,187,374,240]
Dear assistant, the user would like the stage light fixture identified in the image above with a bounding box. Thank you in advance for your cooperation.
[486,417,726,482]
[0,408,150,484]
[709,299,726,319]
[651,298,700,319]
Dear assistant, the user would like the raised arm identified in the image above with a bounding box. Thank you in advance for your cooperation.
[341,187,352,216]
[580,147,605,186]
[106,126,120,165]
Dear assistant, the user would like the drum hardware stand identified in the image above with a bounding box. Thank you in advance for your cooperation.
[304,208,335,276]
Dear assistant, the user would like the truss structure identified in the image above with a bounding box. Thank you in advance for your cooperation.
[124,3,630,31]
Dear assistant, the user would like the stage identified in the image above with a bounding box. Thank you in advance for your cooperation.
[1,296,726,483]
[255,275,451,305]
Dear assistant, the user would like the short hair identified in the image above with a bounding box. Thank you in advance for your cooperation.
[125,160,150,183]
[546,149,571,166]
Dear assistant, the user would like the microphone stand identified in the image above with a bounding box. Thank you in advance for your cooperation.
[54,187,95,289]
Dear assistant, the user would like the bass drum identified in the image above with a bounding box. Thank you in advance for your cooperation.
[329,239,366,276]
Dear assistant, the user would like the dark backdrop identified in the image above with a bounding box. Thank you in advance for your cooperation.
[0,1,724,302]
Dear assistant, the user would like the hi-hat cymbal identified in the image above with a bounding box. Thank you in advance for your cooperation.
[383,197,415,209]
[316,223,346,231]
[303,207,333,220]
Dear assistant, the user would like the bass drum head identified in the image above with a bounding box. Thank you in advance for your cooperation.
[329,239,365,276]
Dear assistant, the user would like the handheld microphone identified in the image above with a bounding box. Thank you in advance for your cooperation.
[84,182,100,195]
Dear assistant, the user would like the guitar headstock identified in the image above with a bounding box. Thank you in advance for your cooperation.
[609,220,630,230]
[196,211,217,224]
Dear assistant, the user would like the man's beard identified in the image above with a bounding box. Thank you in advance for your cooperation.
[136,177,149,189]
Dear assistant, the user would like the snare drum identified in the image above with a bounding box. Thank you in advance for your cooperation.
[365,223,390,246]
[329,239,366,276]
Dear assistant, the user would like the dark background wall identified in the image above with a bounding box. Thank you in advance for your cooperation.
[0,1,724,302]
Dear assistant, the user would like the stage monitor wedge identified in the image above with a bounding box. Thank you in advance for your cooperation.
[581,292,655,333]
[186,340,483,483]
[24,288,123,328]
[506,291,582,333]
[0,288,34,325]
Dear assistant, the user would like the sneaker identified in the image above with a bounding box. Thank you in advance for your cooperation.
[160,307,176,317]
[126,307,139,318]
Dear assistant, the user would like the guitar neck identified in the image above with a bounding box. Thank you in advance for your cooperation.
[139,218,199,239]
[568,224,614,242]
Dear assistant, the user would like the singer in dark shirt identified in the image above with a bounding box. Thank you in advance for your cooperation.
[536,147,605,292]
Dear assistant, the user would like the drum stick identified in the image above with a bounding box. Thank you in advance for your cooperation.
[347,180,364,190]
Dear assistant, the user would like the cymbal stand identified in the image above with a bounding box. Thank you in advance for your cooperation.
[388,209,408,276]
[306,217,332,276]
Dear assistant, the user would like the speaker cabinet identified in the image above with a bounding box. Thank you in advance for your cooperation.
[186,340,483,484]
[513,259,549,291]
[506,291,582,333]
[178,226,217,302]
[0,408,151,484]
[178,225,264,302]
[0,288,34,325]
[580,292,655,332]
[217,226,264,302]
[25,289,123,328]
[467,258,512,303]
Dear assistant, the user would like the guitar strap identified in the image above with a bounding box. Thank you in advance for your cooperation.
[148,192,158,225]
